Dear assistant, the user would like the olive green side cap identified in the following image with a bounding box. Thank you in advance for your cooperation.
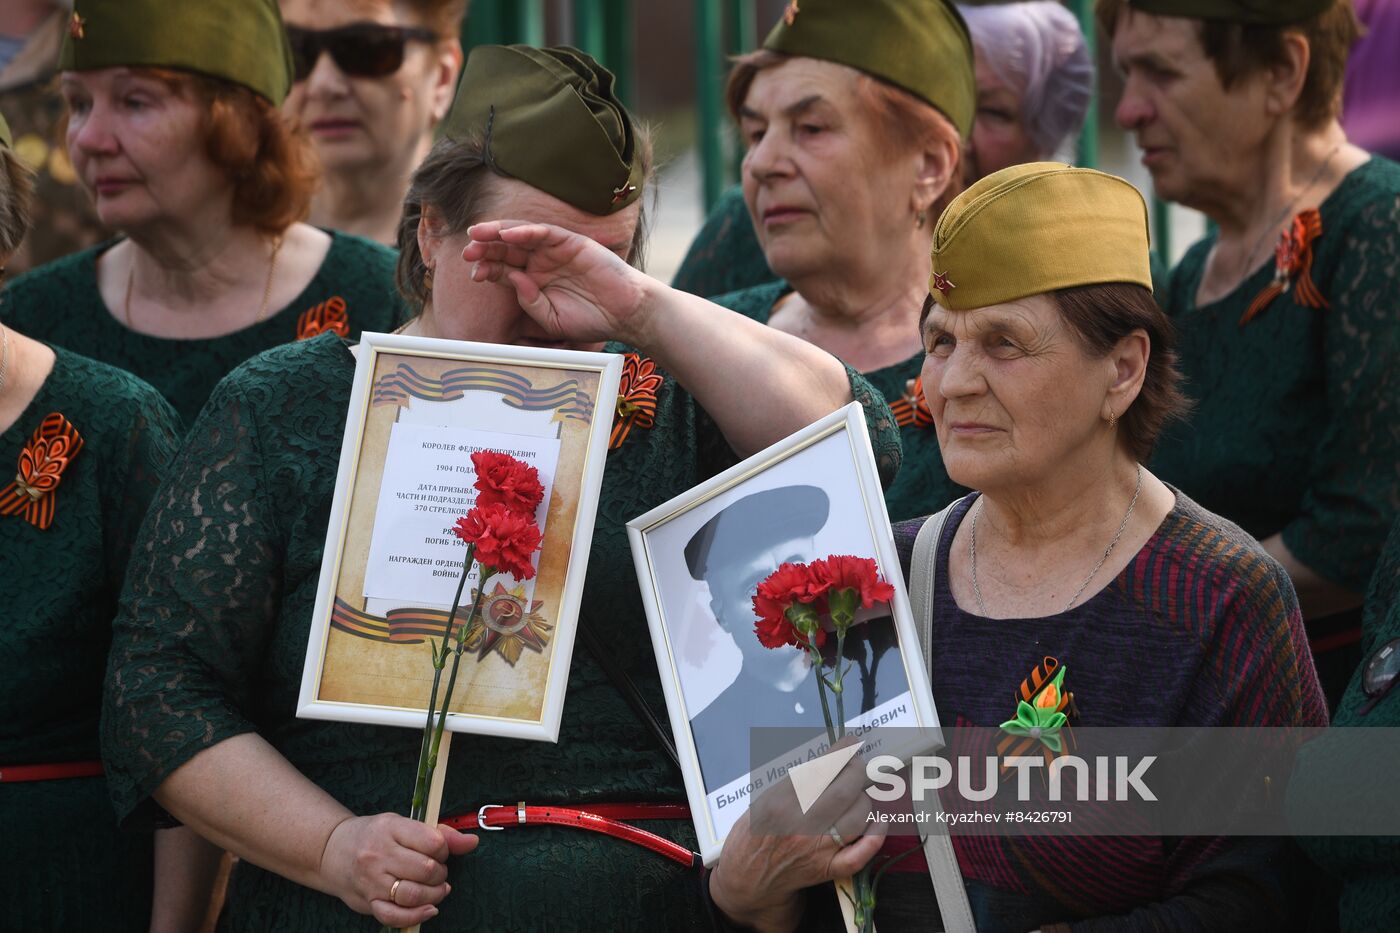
[1128,0,1334,25]
[0,111,10,150]
[928,163,1153,311]
[761,0,975,137]
[443,44,643,216]
[58,0,293,105]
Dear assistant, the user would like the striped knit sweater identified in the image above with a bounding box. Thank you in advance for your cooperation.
[860,492,1329,933]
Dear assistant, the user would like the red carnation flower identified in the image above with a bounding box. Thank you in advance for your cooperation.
[452,503,542,581]
[752,562,826,650]
[471,450,545,515]
[810,555,894,608]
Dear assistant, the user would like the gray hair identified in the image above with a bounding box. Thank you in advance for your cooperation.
[958,2,1094,160]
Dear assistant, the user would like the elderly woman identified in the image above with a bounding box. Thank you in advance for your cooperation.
[0,111,198,930]
[673,0,973,525]
[1099,0,1400,705]
[101,45,899,931]
[709,163,1329,933]
[279,0,464,245]
[672,0,1094,302]
[959,1,1093,178]
[0,0,404,425]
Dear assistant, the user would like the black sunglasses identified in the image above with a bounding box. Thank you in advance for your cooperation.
[286,22,438,82]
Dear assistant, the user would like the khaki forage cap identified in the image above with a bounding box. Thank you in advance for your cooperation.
[58,0,293,105]
[928,163,1153,311]
[1129,0,1333,24]
[0,111,10,150]
[762,0,975,138]
[444,45,643,217]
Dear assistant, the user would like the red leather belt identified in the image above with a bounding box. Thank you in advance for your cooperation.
[444,802,700,868]
[0,760,104,783]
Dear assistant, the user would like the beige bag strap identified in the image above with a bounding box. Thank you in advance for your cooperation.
[909,499,977,933]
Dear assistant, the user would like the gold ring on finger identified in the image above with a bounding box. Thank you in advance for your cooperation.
[828,825,847,847]
[390,878,404,905]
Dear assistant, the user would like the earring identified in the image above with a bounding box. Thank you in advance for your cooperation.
[916,209,928,229]
[424,266,435,291]
[1107,409,1118,429]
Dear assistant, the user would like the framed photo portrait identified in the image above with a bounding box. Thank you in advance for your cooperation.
[628,403,941,863]
[297,332,621,743]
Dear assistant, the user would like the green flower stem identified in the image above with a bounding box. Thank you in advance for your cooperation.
[800,637,837,748]
[409,543,475,821]
[833,628,848,738]
[420,563,498,813]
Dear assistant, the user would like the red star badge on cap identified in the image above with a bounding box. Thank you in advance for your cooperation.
[932,271,955,294]
[611,183,637,205]
[69,12,86,39]
[784,0,800,25]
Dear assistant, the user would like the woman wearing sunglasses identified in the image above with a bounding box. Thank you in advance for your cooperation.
[102,44,900,931]
[0,0,405,426]
[280,0,465,246]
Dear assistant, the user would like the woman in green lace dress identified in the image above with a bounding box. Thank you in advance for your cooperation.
[0,112,196,931]
[0,0,405,425]
[688,0,971,523]
[102,46,900,932]
[1100,0,1400,705]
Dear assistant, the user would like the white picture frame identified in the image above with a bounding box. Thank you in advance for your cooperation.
[298,331,621,743]
[628,402,942,865]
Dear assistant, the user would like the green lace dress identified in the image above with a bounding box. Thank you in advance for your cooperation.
[1150,157,1400,702]
[1293,516,1400,932]
[0,347,180,931]
[102,332,900,932]
[0,232,407,424]
[715,281,965,522]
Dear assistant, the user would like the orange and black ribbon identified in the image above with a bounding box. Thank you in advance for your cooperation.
[890,377,934,429]
[297,296,350,340]
[372,363,594,421]
[609,353,663,449]
[0,413,84,530]
[996,655,1077,772]
[1241,208,1329,326]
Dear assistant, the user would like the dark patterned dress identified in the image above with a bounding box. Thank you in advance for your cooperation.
[0,232,407,424]
[1150,157,1400,705]
[715,281,965,522]
[102,332,900,931]
[0,347,180,931]
[1294,516,1400,931]
[848,494,1327,932]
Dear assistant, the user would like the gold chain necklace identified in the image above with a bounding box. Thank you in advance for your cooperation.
[970,463,1144,617]
[123,235,286,330]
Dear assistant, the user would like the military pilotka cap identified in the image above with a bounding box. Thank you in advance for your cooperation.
[928,163,1153,311]
[58,0,294,105]
[0,112,10,151]
[445,45,643,216]
[762,0,976,137]
[1128,0,1334,24]
[685,486,829,581]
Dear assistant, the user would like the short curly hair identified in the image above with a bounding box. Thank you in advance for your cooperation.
[87,69,321,235]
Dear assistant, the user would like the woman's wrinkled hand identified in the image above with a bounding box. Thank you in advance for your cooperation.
[462,221,653,347]
[709,741,885,933]
[319,813,478,928]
